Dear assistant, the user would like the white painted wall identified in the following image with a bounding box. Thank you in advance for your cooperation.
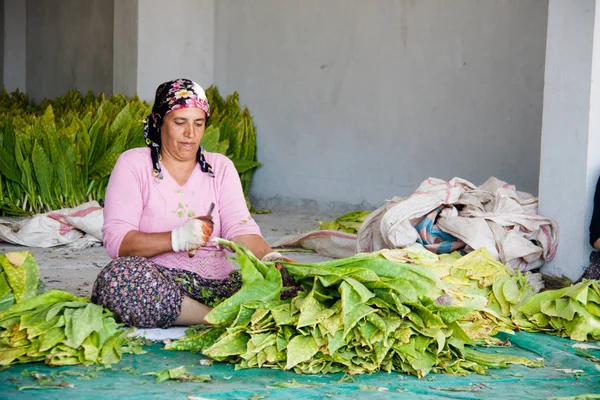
[214,0,549,210]
[3,0,26,92]
[136,0,215,101]
[26,0,114,101]
[539,0,600,280]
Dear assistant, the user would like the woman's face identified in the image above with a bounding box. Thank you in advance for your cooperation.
[160,107,207,163]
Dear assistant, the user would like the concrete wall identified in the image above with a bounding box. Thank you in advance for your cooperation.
[113,0,138,98]
[3,0,26,92]
[136,0,215,101]
[26,0,114,101]
[215,0,549,211]
[0,0,4,87]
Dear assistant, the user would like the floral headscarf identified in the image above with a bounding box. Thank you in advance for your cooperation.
[143,78,214,179]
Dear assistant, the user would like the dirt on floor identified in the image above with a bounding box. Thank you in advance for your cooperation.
[0,209,338,297]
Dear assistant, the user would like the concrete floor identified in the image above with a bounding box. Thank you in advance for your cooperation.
[0,209,337,297]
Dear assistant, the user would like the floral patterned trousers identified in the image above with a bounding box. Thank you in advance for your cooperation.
[91,256,298,328]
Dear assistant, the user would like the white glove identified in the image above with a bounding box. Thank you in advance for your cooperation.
[171,218,213,253]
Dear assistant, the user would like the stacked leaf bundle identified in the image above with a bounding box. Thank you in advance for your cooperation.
[0,86,260,216]
[421,248,600,342]
[517,280,600,341]
[396,248,538,344]
[168,240,539,377]
[0,89,150,216]
[205,87,260,203]
[0,290,143,366]
[0,251,143,367]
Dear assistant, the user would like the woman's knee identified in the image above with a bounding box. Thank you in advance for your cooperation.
[91,257,181,328]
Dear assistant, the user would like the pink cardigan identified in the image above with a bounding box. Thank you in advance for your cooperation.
[101,148,261,279]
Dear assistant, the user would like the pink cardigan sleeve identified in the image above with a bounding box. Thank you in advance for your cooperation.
[101,154,145,258]
[216,157,262,240]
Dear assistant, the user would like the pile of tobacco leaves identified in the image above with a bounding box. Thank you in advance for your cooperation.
[318,211,371,234]
[0,251,144,367]
[0,86,259,216]
[166,240,600,377]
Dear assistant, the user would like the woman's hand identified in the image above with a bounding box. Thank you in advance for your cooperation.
[231,234,274,261]
[261,251,296,287]
[171,218,214,252]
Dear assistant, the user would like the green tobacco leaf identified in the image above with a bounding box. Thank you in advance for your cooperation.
[55,142,76,201]
[144,366,212,383]
[215,239,271,281]
[24,315,62,339]
[20,157,36,208]
[203,331,250,359]
[285,334,319,370]
[0,290,77,320]
[38,326,66,352]
[0,271,16,311]
[99,332,127,365]
[519,286,566,316]
[243,115,256,161]
[339,280,376,336]
[2,119,16,159]
[502,277,520,304]
[0,346,29,366]
[463,347,542,368]
[0,147,20,182]
[14,134,26,169]
[45,300,87,321]
[165,326,226,353]
[39,105,57,136]
[108,103,131,139]
[205,280,281,326]
[0,251,39,303]
[237,251,265,286]
[32,141,54,204]
[319,221,340,231]
[81,333,100,363]
[200,126,220,152]
[492,277,511,315]
[97,315,119,346]
[87,114,104,164]
[89,151,120,179]
[567,313,600,341]
[232,159,261,174]
[297,292,335,328]
[318,211,371,234]
[565,281,592,304]
[74,116,91,183]
[217,138,230,155]
[554,298,576,321]
[267,379,318,389]
[64,303,104,348]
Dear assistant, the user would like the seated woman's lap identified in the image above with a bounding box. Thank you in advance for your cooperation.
[91,256,243,328]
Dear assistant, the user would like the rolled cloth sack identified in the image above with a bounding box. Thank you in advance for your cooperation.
[357,177,558,272]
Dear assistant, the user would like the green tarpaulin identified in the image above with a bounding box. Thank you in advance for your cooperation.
[1,332,598,399]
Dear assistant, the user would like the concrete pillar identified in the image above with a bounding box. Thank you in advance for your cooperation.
[136,0,215,101]
[539,0,600,280]
[3,0,26,92]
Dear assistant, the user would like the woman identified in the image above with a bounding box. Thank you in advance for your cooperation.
[585,175,600,280]
[92,79,291,328]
